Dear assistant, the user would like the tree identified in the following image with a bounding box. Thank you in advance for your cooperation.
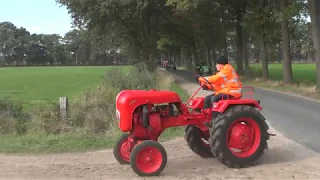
[225,0,248,74]
[26,34,49,65]
[308,0,320,92]
[280,0,293,84]
[57,0,169,69]
[0,22,19,64]
[243,0,279,79]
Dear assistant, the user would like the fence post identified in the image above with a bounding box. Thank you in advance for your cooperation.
[84,92,89,103]
[59,97,68,122]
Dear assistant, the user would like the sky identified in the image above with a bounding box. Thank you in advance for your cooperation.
[0,0,311,36]
[0,0,72,36]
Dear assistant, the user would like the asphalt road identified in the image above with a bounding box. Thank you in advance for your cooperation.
[172,69,320,153]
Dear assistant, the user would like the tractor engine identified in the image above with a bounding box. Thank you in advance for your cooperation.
[153,103,180,117]
[132,103,181,130]
[115,89,182,133]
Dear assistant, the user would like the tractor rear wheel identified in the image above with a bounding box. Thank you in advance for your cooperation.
[209,105,269,168]
[184,125,214,158]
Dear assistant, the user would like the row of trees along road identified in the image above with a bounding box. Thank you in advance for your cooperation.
[0,22,128,66]
[1,1,320,92]
[56,0,320,92]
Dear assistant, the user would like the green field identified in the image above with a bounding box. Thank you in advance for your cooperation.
[249,63,316,83]
[0,66,128,101]
[1,64,315,102]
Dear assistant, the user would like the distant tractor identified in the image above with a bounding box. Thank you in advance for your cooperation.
[165,61,176,71]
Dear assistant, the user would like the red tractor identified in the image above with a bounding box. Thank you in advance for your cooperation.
[113,77,273,176]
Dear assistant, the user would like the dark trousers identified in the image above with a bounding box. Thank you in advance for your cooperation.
[203,93,234,117]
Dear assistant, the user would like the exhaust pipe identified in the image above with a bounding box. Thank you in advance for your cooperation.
[142,105,149,128]
[268,132,276,136]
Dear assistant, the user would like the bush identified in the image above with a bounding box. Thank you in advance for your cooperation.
[0,64,159,136]
[104,62,157,90]
[0,98,30,135]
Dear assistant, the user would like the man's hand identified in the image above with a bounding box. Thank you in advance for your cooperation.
[202,84,209,90]
[198,76,205,83]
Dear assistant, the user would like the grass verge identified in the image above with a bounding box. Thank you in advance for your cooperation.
[0,134,116,154]
[242,77,320,100]
[183,63,319,100]
[0,67,188,154]
[248,63,316,84]
[236,63,319,100]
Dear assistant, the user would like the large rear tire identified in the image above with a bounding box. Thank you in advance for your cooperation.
[209,105,269,168]
[184,125,214,158]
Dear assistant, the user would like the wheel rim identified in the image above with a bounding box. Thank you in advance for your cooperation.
[119,139,131,162]
[201,138,211,149]
[135,146,163,174]
[200,130,210,147]
[227,117,261,158]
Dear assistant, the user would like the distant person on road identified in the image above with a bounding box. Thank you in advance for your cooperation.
[201,64,209,75]
[198,56,242,112]
[195,63,201,74]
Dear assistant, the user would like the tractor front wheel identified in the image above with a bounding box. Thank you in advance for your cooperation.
[184,125,214,158]
[113,133,132,164]
[130,140,167,176]
[209,105,269,168]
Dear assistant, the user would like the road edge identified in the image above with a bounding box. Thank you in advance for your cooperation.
[252,86,320,103]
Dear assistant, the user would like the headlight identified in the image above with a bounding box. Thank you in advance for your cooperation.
[116,109,120,120]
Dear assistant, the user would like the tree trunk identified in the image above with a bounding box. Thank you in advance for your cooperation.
[243,27,249,68]
[207,47,212,67]
[191,38,199,64]
[187,47,193,69]
[221,8,228,57]
[281,0,293,84]
[178,48,182,67]
[309,0,320,92]
[211,42,217,70]
[235,13,244,75]
[260,36,269,79]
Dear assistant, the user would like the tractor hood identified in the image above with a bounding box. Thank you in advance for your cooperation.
[116,89,181,106]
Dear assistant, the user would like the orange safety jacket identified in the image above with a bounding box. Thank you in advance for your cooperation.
[199,64,242,98]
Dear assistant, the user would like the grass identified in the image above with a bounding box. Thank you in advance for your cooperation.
[249,63,316,84]
[0,134,116,154]
[0,67,188,154]
[0,66,129,101]
[241,63,319,100]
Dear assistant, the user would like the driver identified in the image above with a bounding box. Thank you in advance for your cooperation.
[198,56,242,111]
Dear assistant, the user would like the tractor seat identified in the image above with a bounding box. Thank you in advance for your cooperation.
[217,97,240,102]
[227,96,242,100]
[220,98,261,104]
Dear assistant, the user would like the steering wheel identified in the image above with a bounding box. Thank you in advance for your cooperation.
[197,75,215,91]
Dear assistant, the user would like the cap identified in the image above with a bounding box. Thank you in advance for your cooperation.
[216,56,228,65]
